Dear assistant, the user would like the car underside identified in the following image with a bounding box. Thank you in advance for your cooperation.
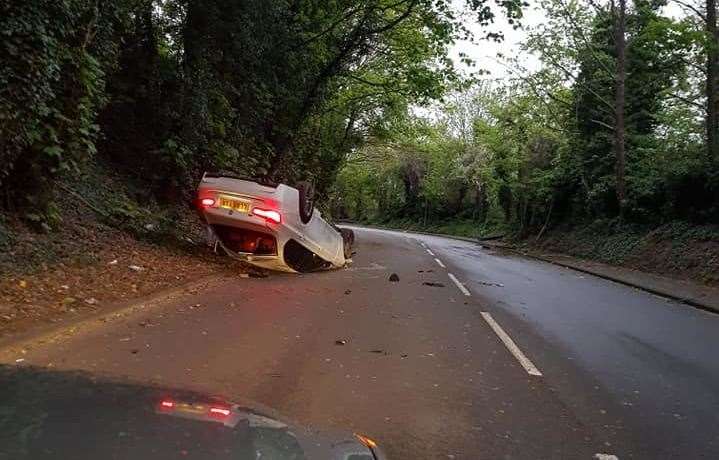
[196,174,353,273]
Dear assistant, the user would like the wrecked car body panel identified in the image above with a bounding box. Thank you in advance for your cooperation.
[196,174,350,273]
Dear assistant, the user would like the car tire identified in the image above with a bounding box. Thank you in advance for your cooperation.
[297,181,315,224]
[340,228,354,259]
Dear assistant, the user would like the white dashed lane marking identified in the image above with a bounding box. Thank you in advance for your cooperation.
[434,258,446,268]
[480,312,543,376]
[447,273,471,297]
[426,248,435,256]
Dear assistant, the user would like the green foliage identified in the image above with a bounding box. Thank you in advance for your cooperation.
[2,0,527,226]
[331,0,719,234]
[0,0,129,224]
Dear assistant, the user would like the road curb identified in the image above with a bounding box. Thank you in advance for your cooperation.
[343,223,719,315]
[514,251,719,314]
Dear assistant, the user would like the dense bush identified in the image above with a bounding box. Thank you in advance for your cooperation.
[0,0,128,226]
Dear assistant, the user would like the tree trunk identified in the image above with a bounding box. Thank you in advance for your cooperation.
[707,0,718,161]
[475,183,487,223]
[536,196,555,242]
[613,0,628,216]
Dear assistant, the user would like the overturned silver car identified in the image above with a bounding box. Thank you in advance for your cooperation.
[196,173,353,273]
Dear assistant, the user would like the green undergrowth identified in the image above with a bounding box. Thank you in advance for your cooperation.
[0,161,206,275]
[529,220,719,285]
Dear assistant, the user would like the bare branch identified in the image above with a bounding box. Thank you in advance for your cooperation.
[294,5,364,49]
[667,91,706,109]
[367,0,418,35]
[670,0,707,21]
[556,0,615,79]
[590,118,615,130]
[541,52,615,112]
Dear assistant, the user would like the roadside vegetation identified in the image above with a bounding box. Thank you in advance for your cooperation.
[0,0,521,228]
[330,0,719,280]
[1,0,716,289]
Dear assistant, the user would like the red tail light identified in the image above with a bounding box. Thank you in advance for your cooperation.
[252,207,281,224]
[200,198,215,207]
[159,400,175,410]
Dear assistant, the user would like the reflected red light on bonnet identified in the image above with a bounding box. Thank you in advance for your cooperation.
[209,407,231,417]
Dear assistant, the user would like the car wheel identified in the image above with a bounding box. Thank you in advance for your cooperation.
[297,181,315,224]
[340,228,354,259]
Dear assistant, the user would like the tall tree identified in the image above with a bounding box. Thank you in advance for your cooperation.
[706,0,718,160]
[612,0,628,214]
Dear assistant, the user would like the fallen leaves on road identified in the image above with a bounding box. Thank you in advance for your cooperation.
[388,273,400,282]
[335,339,347,345]
[344,289,352,295]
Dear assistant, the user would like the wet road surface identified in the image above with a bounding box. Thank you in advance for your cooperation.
[3,227,718,459]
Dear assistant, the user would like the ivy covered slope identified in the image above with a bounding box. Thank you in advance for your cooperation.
[329,0,719,284]
[0,0,522,227]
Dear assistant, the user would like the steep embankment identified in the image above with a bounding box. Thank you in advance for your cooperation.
[0,163,250,337]
[530,222,719,286]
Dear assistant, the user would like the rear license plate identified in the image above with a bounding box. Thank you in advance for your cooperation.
[218,195,250,213]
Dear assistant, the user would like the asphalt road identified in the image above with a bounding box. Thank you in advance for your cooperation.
[3,227,718,459]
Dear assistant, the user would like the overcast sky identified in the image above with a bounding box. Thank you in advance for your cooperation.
[448,0,546,81]
[449,0,688,81]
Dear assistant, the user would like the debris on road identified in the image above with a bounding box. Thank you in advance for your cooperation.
[335,339,348,345]
[478,281,504,287]
[128,265,145,272]
[15,358,25,363]
[108,259,118,265]
[344,289,352,295]
[388,273,400,282]
[131,349,139,354]
[422,282,445,287]
[418,269,434,273]
[84,297,98,305]
[369,349,389,355]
